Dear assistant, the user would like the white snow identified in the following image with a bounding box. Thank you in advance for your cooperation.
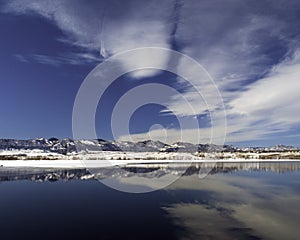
[0,158,299,169]
[80,140,97,145]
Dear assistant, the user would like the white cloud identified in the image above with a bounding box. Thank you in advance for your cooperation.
[117,49,300,144]
[226,49,300,141]
[13,54,29,63]
[14,52,101,66]
[3,0,300,143]
[3,0,174,77]
[118,127,226,145]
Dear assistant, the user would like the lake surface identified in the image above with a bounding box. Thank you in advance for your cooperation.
[0,162,300,240]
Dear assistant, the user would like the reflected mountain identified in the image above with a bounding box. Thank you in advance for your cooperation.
[1,162,300,240]
[1,162,300,183]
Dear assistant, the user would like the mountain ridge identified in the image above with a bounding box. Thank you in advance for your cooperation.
[0,138,298,155]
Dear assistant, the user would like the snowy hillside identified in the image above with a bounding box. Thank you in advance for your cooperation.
[0,138,240,154]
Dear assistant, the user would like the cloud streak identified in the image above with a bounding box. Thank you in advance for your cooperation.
[14,52,101,66]
[3,0,300,144]
[3,0,175,77]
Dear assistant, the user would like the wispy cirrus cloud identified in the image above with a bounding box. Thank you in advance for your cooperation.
[2,0,175,77]
[14,52,101,66]
[3,0,300,144]
[13,54,29,63]
[226,49,300,141]
[129,50,300,144]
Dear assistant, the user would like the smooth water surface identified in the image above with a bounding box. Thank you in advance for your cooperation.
[0,162,300,240]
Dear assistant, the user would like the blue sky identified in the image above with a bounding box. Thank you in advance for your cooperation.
[0,0,300,147]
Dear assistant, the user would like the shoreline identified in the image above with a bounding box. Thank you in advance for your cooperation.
[1,159,300,169]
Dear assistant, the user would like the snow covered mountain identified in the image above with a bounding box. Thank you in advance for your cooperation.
[0,138,298,155]
[0,138,121,155]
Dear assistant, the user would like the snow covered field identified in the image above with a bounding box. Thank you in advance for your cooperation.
[1,158,299,169]
[1,148,300,169]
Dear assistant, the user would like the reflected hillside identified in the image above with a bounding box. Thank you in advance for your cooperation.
[1,162,300,182]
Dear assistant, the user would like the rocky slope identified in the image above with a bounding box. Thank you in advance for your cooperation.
[0,138,298,155]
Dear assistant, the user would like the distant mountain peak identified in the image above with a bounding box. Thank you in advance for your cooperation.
[0,138,298,155]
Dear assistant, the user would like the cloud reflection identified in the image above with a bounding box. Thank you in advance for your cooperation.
[164,173,300,240]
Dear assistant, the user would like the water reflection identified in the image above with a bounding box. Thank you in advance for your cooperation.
[1,162,300,183]
[0,162,300,239]
[165,166,300,240]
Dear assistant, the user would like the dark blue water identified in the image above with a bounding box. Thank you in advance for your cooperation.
[0,162,300,240]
